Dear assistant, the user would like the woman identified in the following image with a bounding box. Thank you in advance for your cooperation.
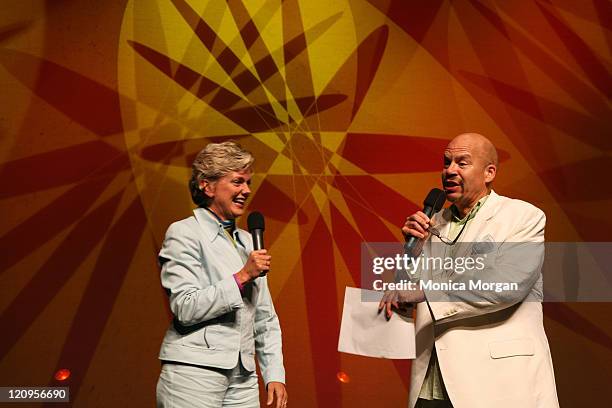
[156,141,287,408]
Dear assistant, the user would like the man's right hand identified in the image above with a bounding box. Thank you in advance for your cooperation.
[401,211,431,241]
[236,249,271,284]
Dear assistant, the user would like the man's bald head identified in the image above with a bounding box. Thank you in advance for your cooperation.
[449,133,498,167]
[441,133,498,213]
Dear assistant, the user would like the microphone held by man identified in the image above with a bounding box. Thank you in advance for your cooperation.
[403,188,446,256]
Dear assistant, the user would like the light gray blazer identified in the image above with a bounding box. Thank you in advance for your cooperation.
[158,208,285,385]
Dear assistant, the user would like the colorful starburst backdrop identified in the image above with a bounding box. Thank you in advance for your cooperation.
[1,1,611,407]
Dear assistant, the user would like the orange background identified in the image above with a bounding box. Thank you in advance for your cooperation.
[1,1,610,406]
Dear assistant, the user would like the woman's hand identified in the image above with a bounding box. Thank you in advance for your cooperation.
[235,249,271,284]
[267,382,287,408]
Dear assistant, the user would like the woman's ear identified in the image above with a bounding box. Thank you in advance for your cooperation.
[200,180,215,198]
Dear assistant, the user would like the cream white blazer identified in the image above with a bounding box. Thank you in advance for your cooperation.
[409,190,559,408]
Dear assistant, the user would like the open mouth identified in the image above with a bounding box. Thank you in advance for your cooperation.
[443,180,461,190]
[233,197,246,208]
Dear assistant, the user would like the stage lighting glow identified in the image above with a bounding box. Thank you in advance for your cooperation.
[54,368,71,381]
[336,371,350,383]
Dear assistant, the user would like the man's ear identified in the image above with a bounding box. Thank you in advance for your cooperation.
[200,179,215,198]
[484,164,496,184]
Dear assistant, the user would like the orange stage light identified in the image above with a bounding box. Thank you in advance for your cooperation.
[54,369,71,381]
[336,371,350,384]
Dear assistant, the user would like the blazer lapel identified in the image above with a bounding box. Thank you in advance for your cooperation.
[192,208,245,275]
[452,190,502,259]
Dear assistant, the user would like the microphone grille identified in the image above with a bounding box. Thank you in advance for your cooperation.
[247,211,265,231]
[424,188,446,212]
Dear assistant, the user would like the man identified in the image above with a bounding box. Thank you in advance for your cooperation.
[379,133,559,408]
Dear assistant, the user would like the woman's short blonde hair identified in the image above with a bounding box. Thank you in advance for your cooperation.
[189,141,254,206]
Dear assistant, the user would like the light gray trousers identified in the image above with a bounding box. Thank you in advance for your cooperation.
[156,363,259,408]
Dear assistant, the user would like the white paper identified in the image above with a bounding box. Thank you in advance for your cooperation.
[337,287,415,359]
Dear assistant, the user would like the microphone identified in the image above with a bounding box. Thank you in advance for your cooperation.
[404,188,446,254]
[247,211,267,276]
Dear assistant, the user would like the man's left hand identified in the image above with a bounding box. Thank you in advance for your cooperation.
[378,289,425,319]
[267,382,288,408]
